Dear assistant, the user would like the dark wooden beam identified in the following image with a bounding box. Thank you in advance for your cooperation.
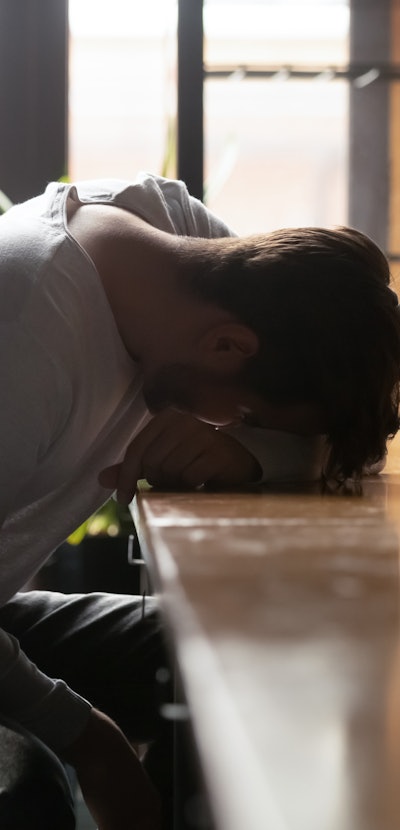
[177,0,204,200]
[348,0,391,250]
[0,0,68,203]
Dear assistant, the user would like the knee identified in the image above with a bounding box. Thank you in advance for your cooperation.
[0,720,75,830]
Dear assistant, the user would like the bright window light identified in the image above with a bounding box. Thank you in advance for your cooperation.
[69,0,177,38]
[68,0,350,233]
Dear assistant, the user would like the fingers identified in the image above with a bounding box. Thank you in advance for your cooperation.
[112,412,186,502]
[113,413,211,500]
[98,411,183,503]
[141,426,215,488]
[98,464,121,489]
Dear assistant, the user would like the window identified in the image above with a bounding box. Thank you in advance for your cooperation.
[68,0,177,181]
[70,0,400,250]
[69,0,349,234]
[203,0,350,233]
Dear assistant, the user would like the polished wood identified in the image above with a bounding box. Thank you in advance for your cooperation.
[133,433,400,830]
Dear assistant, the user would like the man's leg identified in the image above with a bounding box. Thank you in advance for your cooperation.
[0,715,75,830]
[0,590,174,825]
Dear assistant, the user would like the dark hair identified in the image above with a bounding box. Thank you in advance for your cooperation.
[181,226,400,481]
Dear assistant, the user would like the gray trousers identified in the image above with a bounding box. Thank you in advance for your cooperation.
[0,590,173,829]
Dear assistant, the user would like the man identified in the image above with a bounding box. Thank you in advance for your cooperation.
[0,172,399,829]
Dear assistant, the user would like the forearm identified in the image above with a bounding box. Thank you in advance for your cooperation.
[62,708,162,830]
[224,425,328,482]
[0,626,91,751]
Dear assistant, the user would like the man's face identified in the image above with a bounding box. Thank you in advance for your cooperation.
[143,363,244,425]
[143,362,324,434]
[143,362,282,428]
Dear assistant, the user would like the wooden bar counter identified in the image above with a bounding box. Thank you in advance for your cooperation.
[132,435,400,830]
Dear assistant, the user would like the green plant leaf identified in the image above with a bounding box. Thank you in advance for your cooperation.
[0,190,13,214]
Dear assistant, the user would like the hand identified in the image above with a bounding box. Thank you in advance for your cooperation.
[99,410,261,504]
[61,708,162,830]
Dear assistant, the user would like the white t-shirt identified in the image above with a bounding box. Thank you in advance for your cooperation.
[0,173,325,749]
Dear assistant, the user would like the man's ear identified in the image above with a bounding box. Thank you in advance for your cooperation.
[198,323,259,371]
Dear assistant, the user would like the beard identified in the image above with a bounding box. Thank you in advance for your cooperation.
[142,362,243,419]
[143,363,204,414]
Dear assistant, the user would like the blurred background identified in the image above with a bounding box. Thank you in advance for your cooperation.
[68,0,349,234]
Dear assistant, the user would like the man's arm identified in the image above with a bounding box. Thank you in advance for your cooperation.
[62,708,161,830]
[0,626,92,746]
[0,630,161,830]
[98,410,326,502]
[223,423,328,483]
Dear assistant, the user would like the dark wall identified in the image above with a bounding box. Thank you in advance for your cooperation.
[0,0,68,203]
[348,0,391,249]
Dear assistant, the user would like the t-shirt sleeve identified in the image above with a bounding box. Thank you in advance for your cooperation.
[183,192,237,239]
[153,175,237,239]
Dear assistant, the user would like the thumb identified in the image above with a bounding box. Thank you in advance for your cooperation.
[98,463,121,489]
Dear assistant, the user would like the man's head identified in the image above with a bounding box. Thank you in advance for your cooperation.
[169,226,400,481]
